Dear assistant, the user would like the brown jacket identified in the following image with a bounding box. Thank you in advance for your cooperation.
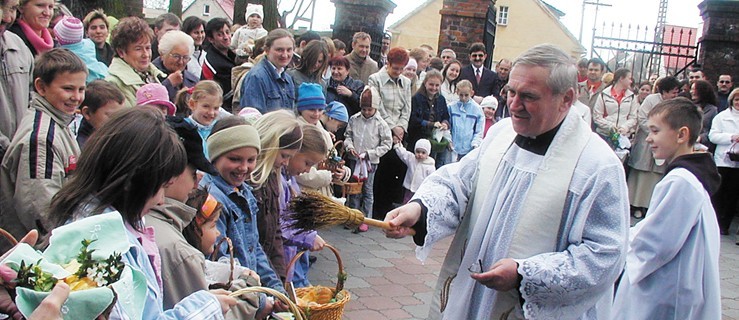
[346,51,379,85]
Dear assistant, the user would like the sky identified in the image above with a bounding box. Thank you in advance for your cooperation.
[281,0,705,51]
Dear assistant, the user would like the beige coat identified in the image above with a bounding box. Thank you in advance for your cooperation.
[346,51,378,85]
[0,32,34,152]
[106,57,165,108]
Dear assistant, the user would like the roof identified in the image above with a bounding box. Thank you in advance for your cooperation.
[182,0,234,21]
[387,0,438,31]
[534,0,585,53]
[541,1,565,18]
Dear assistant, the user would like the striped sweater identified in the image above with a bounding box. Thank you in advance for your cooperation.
[0,93,80,240]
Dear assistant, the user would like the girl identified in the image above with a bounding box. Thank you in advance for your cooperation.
[593,68,639,147]
[200,118,287,314]
[408,69,450,165]
[183,190,222,258]
[175,80,224,158]
[403,58,419,93]
[251,110,303,283]
[48,106,236,319]
[287,40,330,98]
[441,59,462,106]
[281,124,328,287]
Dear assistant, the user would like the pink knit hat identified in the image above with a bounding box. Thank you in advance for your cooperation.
[136,83,176,116]
[54,16,84,45]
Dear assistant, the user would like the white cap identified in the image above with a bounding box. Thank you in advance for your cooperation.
[245,3,264,20]
[480,95,498,110]
[415,139,431,154]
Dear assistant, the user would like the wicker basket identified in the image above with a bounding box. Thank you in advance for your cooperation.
[208,237,235,290]
[286,244,350,320]
[335,181,364,197]
[229,286,305,320]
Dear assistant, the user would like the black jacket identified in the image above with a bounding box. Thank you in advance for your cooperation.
[458,64,499,98]
[202,42,236,111]
[326,76,364,116]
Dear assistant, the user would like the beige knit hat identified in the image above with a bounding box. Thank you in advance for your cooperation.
[207,125,261,161]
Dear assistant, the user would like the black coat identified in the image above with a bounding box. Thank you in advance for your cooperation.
[458,64,499,98]
[326,76,365,116]
[408,92,450,148]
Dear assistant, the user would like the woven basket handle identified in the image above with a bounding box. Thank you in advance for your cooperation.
[210,237,235,288]
[285,244,345,296]
[0,228,18,247]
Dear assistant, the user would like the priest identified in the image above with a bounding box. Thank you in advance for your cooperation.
[385,44,629,319]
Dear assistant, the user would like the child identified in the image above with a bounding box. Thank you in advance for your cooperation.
[403,58,419,93]
[395,138,435,204]
[0,48,87,240]
[135,83,176,116]
[200,120,287,312]
[48,107,236,319]
[344,86,393,232]
[448,79,484,160]
[480,95,497,138]
[320,101,350,133]
[251,110,304,283]
[77,80,126,148]
[175,80,224,159]
[231,4,268,53]
[612,98,721,319]
[409,69,450,166]
[53,16,108,83]
[281,124,328,287]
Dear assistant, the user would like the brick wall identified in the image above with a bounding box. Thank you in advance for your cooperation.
[331,0,396,61]
[698,0,739,82]
[438,0,491,65]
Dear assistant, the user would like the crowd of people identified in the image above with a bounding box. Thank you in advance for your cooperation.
[0,0,735,319]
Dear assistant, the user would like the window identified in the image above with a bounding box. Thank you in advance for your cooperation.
[203,4,210,16]
[498,6,509,26]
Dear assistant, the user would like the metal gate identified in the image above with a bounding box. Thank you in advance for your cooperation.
[591,22,699,82]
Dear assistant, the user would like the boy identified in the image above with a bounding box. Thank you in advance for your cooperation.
[394,138,435,204]
[344,86,393,232]
[77,80,125,148]
[0,48,87,240]
[448,80,484,160]
[612,97,721,319]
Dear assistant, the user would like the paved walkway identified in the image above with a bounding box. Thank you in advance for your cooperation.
[307,223,739,319]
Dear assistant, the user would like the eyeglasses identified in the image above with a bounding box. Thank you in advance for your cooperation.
[719,80,732,84]
[470,53,485,58]
[168,53,191,62]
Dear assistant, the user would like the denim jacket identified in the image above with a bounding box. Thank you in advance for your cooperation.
[200,174,285,293]
[239,58,295,114]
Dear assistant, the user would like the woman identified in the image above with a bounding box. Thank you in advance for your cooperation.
[83,9,113,66]
[239,28,296,113]
[287,40,329,98]
[636,81,652,104]
[709,88,739,235]
[106,17,165,108]
[441,59,462,106]
[691,79,719,153]
[183,16,207,79]
[627,76,680,218]
[593,68,639,147]
[153,30,199,102]
[325,55,364,117]
[8,0,56,56]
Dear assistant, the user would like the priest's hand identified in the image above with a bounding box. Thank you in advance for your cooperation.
[384,202,421,238]
[470,258,520,291]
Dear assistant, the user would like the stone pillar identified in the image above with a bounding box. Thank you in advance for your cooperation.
[698,0,739,82]
[331,0,396,62]
[438,0,495,65]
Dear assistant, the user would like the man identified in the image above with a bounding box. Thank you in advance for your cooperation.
[290,30,320,69]
[377,32,391,70]
[717,74,733,112]
[0,0,33,161]
[493,58,512,97]
[688,67,707,85]
[385,44,628,319]
[577,57,606,108]
[201,18,235,111]
[440,48,456,66]
[459,42,499,103]
[345,32,378,84]
[151,13,181,60]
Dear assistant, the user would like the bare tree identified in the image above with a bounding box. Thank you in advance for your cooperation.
[62,0,145,19]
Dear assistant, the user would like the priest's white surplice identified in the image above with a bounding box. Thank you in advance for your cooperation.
[612,168,721,320]
[413,110,630,319]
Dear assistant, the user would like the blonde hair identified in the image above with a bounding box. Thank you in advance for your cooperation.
[174,80,223,116]
[456,79,473,91]
[251,110,303,186]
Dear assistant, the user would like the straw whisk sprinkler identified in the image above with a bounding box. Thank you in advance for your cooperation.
[287,191,415,235]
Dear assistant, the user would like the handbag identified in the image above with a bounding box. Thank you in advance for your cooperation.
[728,142,739,162]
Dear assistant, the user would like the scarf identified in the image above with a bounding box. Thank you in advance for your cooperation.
[17,19,53,54]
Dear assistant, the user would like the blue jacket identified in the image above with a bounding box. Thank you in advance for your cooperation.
[200,174,285,293]
[449,99,484,156]
[239,58,295,114]
[184,117,215,160]
[408,92,449,148]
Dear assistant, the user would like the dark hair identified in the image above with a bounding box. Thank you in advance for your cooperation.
[387,47,409,65]
[692,79,718,106]
[154,12,181,30]
[577,57,589,68]
[182,16,206,35]
[328,55,350,69]
[81,80,125,112]
[656,76,680,93]
[298,31,321,45]
[429,57,444,71]
[205,18,231,39]
[588,57,606,71]
[612,68,631,86]
[648,97,702,145]
[183,188,222,251]
[442,59,462,88]
[210,116,247,138]
[49,107,187,230]
[111,17,154,55]
[297,40,329,76]
[33,48,87,85]
[333,39,346,51]
[468,42,485,55]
